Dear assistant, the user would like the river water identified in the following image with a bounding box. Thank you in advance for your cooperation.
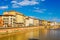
[39,29,60,40]
[0,29,60,40]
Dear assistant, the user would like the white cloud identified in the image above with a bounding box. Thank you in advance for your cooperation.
[12,4,19,8]
[11,0,39,8]
[34,7,40,9]
[52,18,60,21]
[0,6,8,9]
[29,16,38,18]
[34,8,47,13]
[48,17,60,22]
[11,0,45,8]
[34,9,44,13]
[41,0,45,1]
[34,7,47,13]
[18,1,39,6]
[11,1,17,3]
[29,16,40,19]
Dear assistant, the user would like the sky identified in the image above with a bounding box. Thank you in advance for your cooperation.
[0,0,60,22]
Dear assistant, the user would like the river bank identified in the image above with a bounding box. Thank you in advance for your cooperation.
[0,26,60,40]
[0,27,40,39]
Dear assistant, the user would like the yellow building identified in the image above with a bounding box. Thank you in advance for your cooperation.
[46,21,52,29]
[0,15,3,27]
[39,20,48,26]
[34,18,39,26]
[47,21,52,26]
[3,11,16,15]
[16,12,25,27]
[57,22,60,29]
[3,11,25,27]
[51,22,59,29]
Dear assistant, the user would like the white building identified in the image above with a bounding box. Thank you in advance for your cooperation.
[3,11,25,27]
[29,17,34,26]
[25,16,29,26]
[2,15,16,27]
[25,17,34,26]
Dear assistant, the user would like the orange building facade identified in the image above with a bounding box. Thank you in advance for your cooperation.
[0,16,3,27]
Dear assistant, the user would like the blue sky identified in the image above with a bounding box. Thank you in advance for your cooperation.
[0,0,60,22]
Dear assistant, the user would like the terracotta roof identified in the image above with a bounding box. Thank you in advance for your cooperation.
[9,10,16,12]
[4,14,14,16]
[0,15,14,16]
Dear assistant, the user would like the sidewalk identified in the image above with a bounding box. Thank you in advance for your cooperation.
[0,27,40,38]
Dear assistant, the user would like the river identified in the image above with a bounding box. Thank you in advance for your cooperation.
[0,29,60,40]
[39,29,60,40]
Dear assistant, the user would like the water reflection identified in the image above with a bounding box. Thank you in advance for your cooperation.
[1,29,60,40]
[39,29,60,40]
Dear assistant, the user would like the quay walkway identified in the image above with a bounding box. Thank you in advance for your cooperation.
[0,27,40,40]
